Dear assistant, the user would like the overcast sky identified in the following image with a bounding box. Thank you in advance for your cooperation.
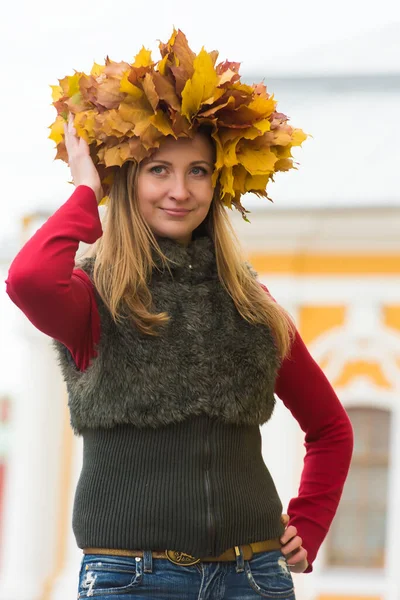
[1,0,399,243]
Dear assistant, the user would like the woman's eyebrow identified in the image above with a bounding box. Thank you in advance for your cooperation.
[146,159,213,167]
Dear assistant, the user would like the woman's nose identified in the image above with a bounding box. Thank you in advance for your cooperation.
[169,175,190,202]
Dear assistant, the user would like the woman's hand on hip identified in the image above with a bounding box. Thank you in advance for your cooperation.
[279,513,309,574]
[63,113,103,204]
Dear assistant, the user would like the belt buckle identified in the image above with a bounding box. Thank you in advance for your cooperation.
[165,550,201,566]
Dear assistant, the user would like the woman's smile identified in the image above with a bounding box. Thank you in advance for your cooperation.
[161,207,192,217]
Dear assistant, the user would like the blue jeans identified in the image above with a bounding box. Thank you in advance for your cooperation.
[77,549,296,599]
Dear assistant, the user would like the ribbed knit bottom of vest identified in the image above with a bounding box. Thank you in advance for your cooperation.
[73,414,285,557]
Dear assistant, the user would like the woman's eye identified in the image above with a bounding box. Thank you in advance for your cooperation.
[150,166,166,175]
[191,167,207,176]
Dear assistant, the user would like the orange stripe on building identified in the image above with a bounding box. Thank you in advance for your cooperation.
[249,253,400,275]
[318,596,381,600]
[298,306,346,345]
[333,361,391,389]
[384,306,400,332]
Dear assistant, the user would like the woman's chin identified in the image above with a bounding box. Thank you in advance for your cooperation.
[151,223,194,244]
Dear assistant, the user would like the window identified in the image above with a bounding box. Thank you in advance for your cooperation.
[326,407,390,568]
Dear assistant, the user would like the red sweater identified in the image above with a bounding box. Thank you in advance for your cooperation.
[5,185,353,573]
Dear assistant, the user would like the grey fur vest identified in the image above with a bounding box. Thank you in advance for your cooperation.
[52,236,281,434]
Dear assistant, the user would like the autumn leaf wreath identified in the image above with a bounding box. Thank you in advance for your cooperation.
[49,28,308,217]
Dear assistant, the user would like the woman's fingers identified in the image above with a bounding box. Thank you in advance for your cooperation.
[280,535,303,556]
[280,513,290,527]
[287,548,308,573]
[280,524,298,545]
[62,112,103,201]
[279,515,309,573]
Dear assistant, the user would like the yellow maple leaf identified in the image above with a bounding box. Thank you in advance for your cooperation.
[59,73,81,97]
[232,165,247,193]
[219,166,235,196]
[238,145,277,175]
[181,48,218,119]
[231,82,254,95]
[134,47,153,68]
[211,131,224,171]
[74,111,97,143]
[244,173,271,192]
[291,128,308,146]
[48,116,65,144]
[50,85,63,102]
[101,110,134,137]
[161,28,178,53]
[104,144,129,167]
[253,118,271,135]
[118,103,154,136]
[91,62,104,78]
[158,55,169,76]
[120,71,144,99]
[222,139,240,168]
[273,145,293,159]
[247,94,276,119]
[201,88,226,106]
[150,110,176,137]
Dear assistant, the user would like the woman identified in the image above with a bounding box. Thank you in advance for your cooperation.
[6,31,353,600]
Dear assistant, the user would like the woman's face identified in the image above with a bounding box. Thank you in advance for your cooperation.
[137,133,215,246]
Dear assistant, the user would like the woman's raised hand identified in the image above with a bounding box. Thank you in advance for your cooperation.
[63,113,103,204]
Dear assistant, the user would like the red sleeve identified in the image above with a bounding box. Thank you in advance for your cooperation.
[261,284,354,573]
[5,185,102,371]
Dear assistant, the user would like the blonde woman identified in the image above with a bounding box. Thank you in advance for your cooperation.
[6,33,353,600]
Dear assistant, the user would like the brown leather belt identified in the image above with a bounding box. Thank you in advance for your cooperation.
[83,537,282,566]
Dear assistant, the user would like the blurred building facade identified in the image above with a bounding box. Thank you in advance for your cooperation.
[0,36,399,600]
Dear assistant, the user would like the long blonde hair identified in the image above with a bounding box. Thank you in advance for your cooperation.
[79,160,295,360]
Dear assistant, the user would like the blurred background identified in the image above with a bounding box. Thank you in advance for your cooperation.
[0,1,399,598]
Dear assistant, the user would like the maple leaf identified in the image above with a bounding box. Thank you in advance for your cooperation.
[101,109,135,137]
[245,173,271,192]
[150,110,176,137]
[181,49,218,119]
[152,71,181,111]
[133,46,153,68]
[58,73,81,97]
[90,62,104,78]
[219,167,235,196]
[74,110,97,143]
[104,143,131,167]
[231,164,247,193]
[168,29,195,79]
[170,110,191,136]
[54,140,68,162]
[103,57,131,78]
[275,158,294,171]
[118,102,154,137]
[291,128,308,146]
[142,73,159,111]
[50,85,63,102]
[159,28,178,58]
[237,144,277,175]
[96,77,124,110]
[120,71,144,100]
[48,116,65,144]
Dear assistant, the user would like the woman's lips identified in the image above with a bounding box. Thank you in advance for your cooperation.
[161,208,191,217]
